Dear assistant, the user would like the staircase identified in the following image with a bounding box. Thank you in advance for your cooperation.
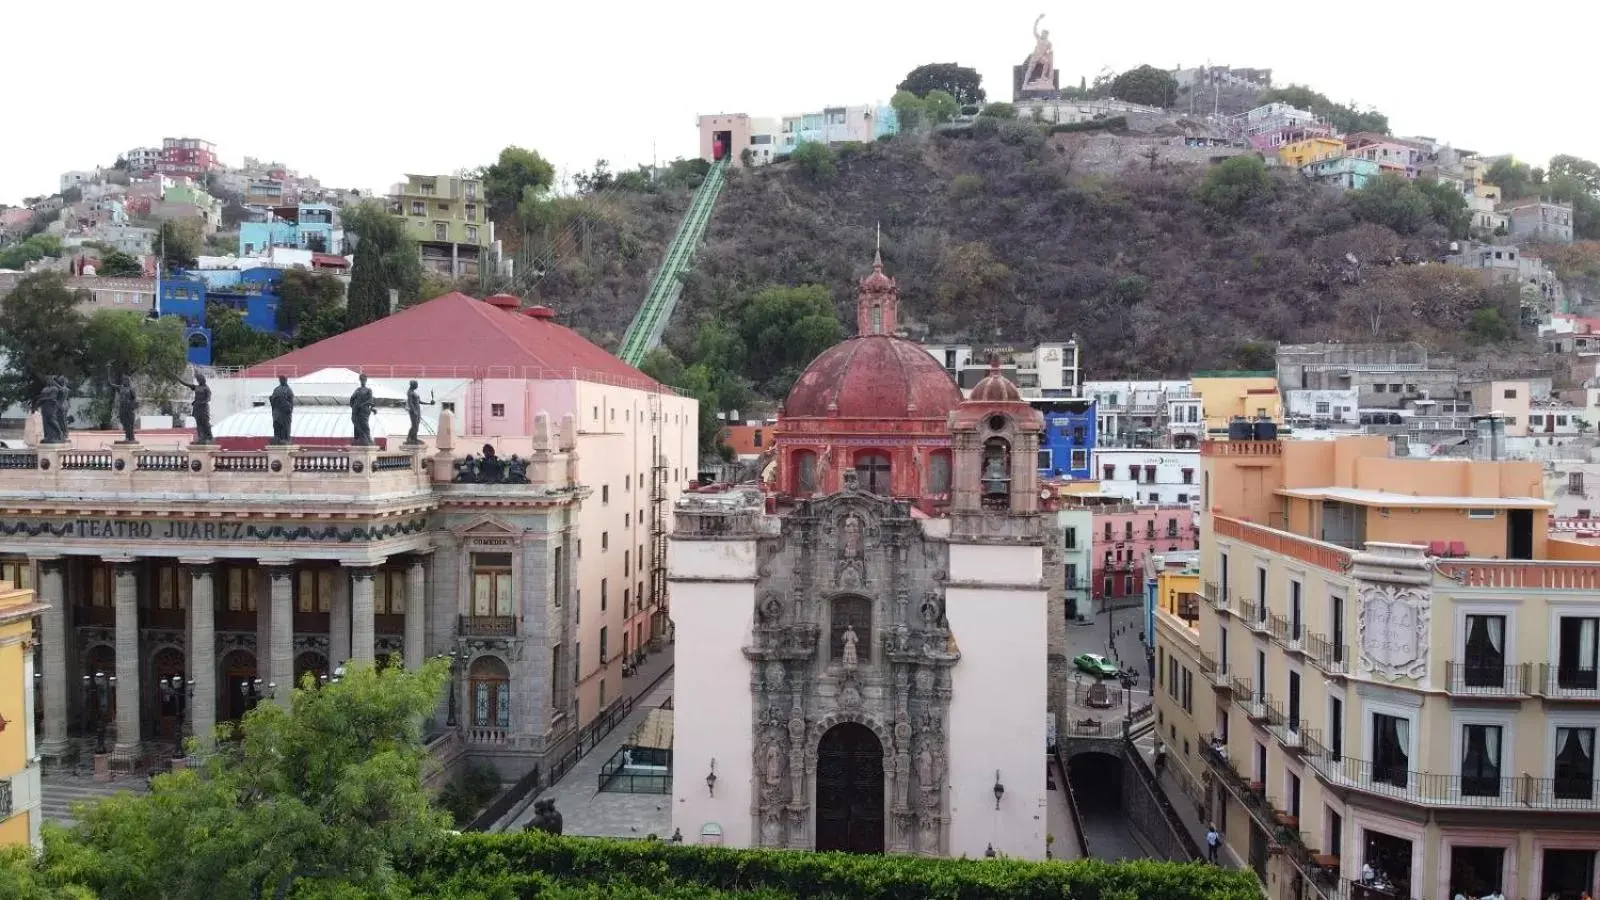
[618,159,729,366]
[40,772,149,826]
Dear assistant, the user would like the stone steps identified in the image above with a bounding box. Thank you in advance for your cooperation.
[40,775,149,826]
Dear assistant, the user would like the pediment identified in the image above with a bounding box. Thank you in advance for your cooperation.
[453,515,520,538]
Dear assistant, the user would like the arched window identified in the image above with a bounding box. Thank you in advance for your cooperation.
[794,450,818,495]
[469,656,511,728]
[854,452,892,495]
[829,595,872,664]
[981,437,1011,505]
[927,450,952,495]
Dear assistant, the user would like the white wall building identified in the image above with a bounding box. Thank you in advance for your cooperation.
[925,341,1083,398]
[1093,448,1202,506]
[1085,380,1193,448]
[1283,388,1360,426]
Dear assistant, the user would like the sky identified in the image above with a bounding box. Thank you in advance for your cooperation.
[5,0,1598,207]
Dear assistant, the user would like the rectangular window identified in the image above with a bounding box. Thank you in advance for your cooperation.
[1372,712,1410,789]
[1328,696,1343,760]
[1071,448,1087,469]
[1065,563,1077,587]
[1460,723,1503,797]
[1256,568,1267,605]
[0,559,31,590]
[471,552,514,617]
[1556,616,1599,690]
[602,485,609,503]
[490,403,505,417]
[1462,614,1507,687]
[600,626,608,663]
[466,225,479,243]
[600,578,608,612]
[434,223,447,241]
[409,200,424,215]
[601,531,609,550]
[1038,449,1052,471]
[623,550,630,576]
[1290,581,1302,641]
[1553,726,1595,800]
[1064,527,1076,549]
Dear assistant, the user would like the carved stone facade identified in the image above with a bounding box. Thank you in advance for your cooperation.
[742,482,958,854]
[1353,542,1434,683]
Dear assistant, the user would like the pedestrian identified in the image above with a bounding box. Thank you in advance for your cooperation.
[1205,824,1220,864]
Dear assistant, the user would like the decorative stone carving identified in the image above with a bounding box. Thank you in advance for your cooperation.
[1357,582,1430,680]
[759,592,783,623]
[841,625,859,670]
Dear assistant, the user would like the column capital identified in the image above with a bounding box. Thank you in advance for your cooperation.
[30,555,63,575]
[178,557,217,567]
[262,564,295,583]
[346,566,377,581]
[107,557,139,576]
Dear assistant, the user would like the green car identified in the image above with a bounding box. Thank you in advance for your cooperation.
[1073,652,1120,678]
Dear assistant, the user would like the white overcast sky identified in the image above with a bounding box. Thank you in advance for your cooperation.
[4,0,1596,206]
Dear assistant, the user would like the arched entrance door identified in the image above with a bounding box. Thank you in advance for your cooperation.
[219,649,258,723]
[815,722,885,854]
[295,652,329,688]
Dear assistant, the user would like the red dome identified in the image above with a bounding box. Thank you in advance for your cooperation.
[970,371,1023,403]
[784,335,962,419]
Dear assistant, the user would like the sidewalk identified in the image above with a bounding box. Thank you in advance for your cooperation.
[1129,734,1242,869]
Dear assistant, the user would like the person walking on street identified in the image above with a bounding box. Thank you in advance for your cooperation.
[1206,824,1220,864]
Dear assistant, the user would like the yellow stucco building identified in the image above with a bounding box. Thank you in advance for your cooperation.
[1279,138,1345,169]
[0,570,45,847]
[1191,372,1284,431]
[1155,433,1600,900]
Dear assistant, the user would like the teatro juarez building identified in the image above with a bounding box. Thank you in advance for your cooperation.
[0,291,700,780]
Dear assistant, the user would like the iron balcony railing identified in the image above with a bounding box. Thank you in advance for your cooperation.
[458,615,517,637]
[1301,746,1600,811]
[1303,631,1349,677]
[1538,663,1600,699]
[1201,580,1232,614]
[1198,650,1231,688]
[1445,661,1530,696]
[1235,598,1258,624]
[1268,612,1305,651]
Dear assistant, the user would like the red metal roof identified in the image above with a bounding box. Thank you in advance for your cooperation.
[312,253,349,268]
[240,292,661,389]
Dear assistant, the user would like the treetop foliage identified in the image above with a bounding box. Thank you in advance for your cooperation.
[1109,65,1179,108]
[1256,84,1389,135]
[896,62,986,106]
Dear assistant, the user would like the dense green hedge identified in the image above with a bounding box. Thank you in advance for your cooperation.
[395,832,1262,900]
[1048,116,1128,135]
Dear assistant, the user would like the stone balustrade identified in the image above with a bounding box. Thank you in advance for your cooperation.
[0,444,432,498]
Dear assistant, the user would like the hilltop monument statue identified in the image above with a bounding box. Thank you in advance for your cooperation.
[176,369,213,444]
[404,379,435,446]
[1021,14,1056,91]
[349,373,376,446]
[107,367,138,444]
[269,376,295,445]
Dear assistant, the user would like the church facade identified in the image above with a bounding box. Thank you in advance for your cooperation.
[670,255,1066,859]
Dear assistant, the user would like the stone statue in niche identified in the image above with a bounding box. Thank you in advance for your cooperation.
[841,515,863,559]
[841,625,859,670]
[916,745,935,788]
[763,743,784,788]
[759,592,783,623]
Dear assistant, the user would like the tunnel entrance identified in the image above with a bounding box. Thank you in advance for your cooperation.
[1065,750,1148,860]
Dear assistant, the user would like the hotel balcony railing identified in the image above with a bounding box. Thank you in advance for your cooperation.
[1301,744,1600,811]
[1267,612,1305,653]
[1201,581,1231,614]
[1242,602,1270,635]
[1265,706,1317,755]
[1198,650,1231,689]
[1230,678,1271,722]
[1444,661,1530,697]
[458,615,517,637]
[1235,598,1259,625]
[1537,663,1600,699]
[1303,631,1349,677]
[1212,515,1355,575]
[1199,733,1331,885]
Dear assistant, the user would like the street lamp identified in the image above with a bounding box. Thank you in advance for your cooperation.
[240,677,273,714]
[160,675,194,758]
[435,653,464,727]
[317,665,346,689]
[81,671,114,754]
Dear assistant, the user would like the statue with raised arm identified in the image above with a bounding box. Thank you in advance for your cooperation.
[175,369,213,444]
[404,379,435,446]
[33,377,66,444]
[349,373,376,446]
[1023,14,1055,88]
[107,367,138,444]
[269,376,295,445]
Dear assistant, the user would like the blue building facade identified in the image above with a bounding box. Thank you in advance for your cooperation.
[159,274,213,365]
[159,268,285,365]
[238,203,339,256]
[1033,398,1097,480]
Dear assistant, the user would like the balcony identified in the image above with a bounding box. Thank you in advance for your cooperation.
[1303,630,1348,677]
[1235,598,1259,624]
[1198,650,1231,689]
[1201,580,1231,614]
[1445,661,1530,697]
[458,615,517,637]
[1267,612,1305,653]
[1302,748,1600,811]
[1213,515,1355,574]
[1436,559,1600,591]
[1537,663,1600,700]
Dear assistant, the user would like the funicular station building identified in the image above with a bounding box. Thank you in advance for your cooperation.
[0,291,698,780]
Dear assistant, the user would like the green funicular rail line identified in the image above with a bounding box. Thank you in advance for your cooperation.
[618,159,728,367]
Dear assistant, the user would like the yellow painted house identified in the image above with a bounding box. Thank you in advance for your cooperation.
[0,572,44,847]
[1190,371,1284,431]
[1277,136,1344,168]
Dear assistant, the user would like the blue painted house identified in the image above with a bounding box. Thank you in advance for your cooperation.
[238,203,340,256]
[158,274,213,365]
[159,267,286,365]
[1032,398,1097,480]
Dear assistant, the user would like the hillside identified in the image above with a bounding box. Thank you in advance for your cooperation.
[524,129,1520,392]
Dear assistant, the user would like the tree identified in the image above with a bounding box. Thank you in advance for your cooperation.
[208,303,287,368]
[921,90,959,125]
[82,311,189,425]
[36,660,453,900]
[1549,154,1600,193]
[0,273,87,411]
[1414,176,1470,239]
[0,846,93,900]
[277,269,346,335]
[96,250,144,277]
[1486,158,1535,201]
[890,90,927,130]
[154,220,202,271]
[0,233,64,270]
[979,102,1017,119]
[1256,84,1388,134]
[738,285,842,395]
[1108,65,1178,108]
[1198,155,1274,217]
[896,63,985,106]
[789,142,837,183]
[342,200,423,326]
[1544,173,1600,240]
[1348,173,1433,235]
[482,146,556,224]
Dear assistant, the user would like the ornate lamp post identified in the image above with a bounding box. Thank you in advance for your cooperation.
[82,671,114,754]
[240,677,273,715]
[317,665,346,689]
[160,675,194,758]
[435,652,465,727]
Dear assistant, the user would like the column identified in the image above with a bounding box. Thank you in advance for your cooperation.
[329,571,351,667]
[349,565,376,665]
[404,558,426,670]
[34,557,69,760]
[266,565,294,704]
[184,560,216,750]
[110,559,141,758]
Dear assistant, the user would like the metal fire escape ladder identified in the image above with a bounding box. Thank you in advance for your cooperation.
[618,159,729,367]
[467,378,485,436]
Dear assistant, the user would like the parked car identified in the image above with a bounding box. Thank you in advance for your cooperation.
[1073,652,1120,678]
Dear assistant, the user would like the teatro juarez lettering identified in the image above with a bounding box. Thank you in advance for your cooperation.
[0,516,429,544]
